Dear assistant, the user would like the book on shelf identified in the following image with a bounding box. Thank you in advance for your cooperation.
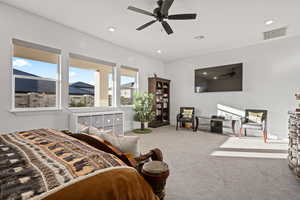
[148,77,170,127]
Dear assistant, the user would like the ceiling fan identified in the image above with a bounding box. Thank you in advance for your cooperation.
[127,0,197,35]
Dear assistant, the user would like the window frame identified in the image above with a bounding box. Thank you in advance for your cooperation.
[119,65,139,107]
[68,53,116,109]
[11,39,62,112]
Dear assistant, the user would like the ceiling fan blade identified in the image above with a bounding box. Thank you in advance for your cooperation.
[137,20,157,31]
[161,0,174,16]
[168,13,197,20]
[162,21,173,35]
[128,6,155,17]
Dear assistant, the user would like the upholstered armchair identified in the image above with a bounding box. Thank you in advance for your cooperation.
[240,109,268,143]
[176,107,196,131]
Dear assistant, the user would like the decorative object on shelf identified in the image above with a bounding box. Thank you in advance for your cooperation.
[148,77,170,128]
[176,107,196,132]
[288,112,300,178]
[295,94,300,112]
[69,111,124,136]
[133,92,155,134]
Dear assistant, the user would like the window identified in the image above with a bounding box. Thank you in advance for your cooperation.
[69,54,114,107]
[120,66,138,105]
[12,39,61,110]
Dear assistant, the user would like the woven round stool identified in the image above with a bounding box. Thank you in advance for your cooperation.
[141,161,169,200]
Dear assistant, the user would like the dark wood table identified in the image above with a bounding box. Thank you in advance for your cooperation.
[194,116,240,135]
[141,161,169,200]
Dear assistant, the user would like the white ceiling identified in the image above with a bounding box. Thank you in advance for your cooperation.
[2,0,300,62]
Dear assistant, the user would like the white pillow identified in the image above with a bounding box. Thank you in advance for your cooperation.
[88,126,112,137]
[88,126,102,136]
[248,112,264,124]
[78,124,89,133]
[101,133,140,157]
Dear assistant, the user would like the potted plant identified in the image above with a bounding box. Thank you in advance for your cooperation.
[133,92,155,134]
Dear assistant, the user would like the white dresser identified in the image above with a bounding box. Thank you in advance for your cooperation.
[69,111,124,136]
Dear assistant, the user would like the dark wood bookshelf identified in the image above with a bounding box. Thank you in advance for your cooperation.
[148,77,170,128]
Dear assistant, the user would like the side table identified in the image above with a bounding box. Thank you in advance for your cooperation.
[195,116,239,135]
[141,161,169,200]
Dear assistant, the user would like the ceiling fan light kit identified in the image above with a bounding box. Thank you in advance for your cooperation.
[128,0,197,35]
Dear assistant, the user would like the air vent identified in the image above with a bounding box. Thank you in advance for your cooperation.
[263,27,287,40]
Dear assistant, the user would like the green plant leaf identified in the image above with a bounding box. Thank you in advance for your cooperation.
[132,92,155,123]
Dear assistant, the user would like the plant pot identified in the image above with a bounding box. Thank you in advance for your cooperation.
[144,122,149,129]
[133,121,149,129]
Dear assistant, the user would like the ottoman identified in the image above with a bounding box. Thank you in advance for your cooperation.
[141,161,169,200]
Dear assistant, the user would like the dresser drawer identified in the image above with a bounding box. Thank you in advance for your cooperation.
[114,114,123,125]
[103,114,114,126]
[78,116,91,127]
[91,115,104,128]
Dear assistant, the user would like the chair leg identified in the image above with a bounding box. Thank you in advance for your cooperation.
[176,121,178,130]
[239,128,244,136]
[263,131,267,143]
[192,120,195,132]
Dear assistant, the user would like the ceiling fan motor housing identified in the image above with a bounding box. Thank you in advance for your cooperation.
[154,1,167,21]
[154,7,163,21]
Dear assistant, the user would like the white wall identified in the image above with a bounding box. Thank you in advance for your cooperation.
[1,3,299,138]
[0,3,165,133]
[165,36,300,138]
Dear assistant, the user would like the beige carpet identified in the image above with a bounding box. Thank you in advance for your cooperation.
[127,126,300,200]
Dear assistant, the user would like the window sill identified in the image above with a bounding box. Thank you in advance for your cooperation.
[10,107,62,113]
[119,105,134,108]
[67,106,117,113]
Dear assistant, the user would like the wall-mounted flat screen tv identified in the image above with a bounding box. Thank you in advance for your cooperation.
[195,63,243,93]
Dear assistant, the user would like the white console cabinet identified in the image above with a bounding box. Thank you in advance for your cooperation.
[69,111,124,136]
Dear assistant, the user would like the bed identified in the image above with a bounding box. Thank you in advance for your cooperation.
[0,129,159,200]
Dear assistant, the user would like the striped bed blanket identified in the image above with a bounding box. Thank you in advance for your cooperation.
[0,129,125,200]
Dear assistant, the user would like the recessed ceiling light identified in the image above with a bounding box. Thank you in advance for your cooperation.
[265,20,274,25]
[108,27,116,32]
[202,72,208,75]
[213,76,218,80]
[157,50,162,54]
[194,35,205,40]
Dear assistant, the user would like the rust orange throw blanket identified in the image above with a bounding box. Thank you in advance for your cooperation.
[39,166,159,200]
